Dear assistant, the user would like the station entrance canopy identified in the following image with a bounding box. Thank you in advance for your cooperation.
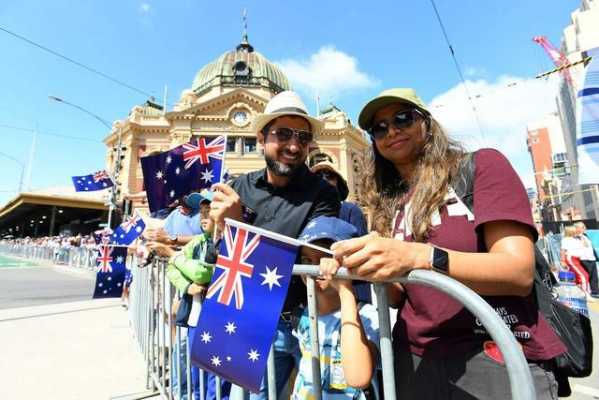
[0,188,109,238]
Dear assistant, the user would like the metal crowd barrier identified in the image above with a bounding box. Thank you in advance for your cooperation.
[0,243,97,270]
[127,256,535,400]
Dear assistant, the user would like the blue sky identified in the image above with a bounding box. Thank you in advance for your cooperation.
[0,0,581,205]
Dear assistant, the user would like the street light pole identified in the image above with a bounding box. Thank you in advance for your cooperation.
[49,95,123,229]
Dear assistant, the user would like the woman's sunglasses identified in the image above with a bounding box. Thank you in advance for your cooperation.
[368,109,425,140]
[267,127,314,146]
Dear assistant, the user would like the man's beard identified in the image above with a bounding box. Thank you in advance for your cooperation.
[265,155,303,177]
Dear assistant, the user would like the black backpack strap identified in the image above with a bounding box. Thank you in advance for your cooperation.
[452,152,476,211]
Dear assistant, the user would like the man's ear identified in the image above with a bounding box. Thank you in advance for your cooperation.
[257,131,265,145]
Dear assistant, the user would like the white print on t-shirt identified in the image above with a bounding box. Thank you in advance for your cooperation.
[473,306,531,341]
[393,186,475,240]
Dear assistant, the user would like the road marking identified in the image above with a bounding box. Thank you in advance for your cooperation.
[572,384,599,397]
[588,300,599,314]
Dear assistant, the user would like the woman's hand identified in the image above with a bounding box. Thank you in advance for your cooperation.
[331,233,432,282]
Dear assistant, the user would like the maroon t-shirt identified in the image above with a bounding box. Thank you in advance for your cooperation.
[392,148,566,360]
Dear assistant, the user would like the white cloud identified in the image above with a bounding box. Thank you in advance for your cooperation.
[139,3,151,13]
[276,46,378,101]
[430,75,560,188]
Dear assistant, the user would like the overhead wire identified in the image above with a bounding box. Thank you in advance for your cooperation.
[0,25,160,100]
[428,0,486,140]
[0,124,102,143]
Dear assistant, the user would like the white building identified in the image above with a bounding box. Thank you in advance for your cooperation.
[556,0,599,220]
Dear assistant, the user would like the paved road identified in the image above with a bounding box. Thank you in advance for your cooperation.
[0,264,95,309]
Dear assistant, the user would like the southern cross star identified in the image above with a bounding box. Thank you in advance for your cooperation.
[166,155,172,164]
[155,170,164,180]
[116,256,124,264]
[175,167,181,175]
[225,322,237,334]
[200,331,212,344]
[211,356,221,367]
[260,266,283,290]
[248,349,260,362]
[201,169,214,183]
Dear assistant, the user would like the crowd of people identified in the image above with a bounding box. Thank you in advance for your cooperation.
[3,87,598,399]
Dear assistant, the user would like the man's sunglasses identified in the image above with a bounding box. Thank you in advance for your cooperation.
[267,127,314,146]
[368,109,425,140]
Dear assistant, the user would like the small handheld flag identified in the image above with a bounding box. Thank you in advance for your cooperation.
[92,245,127,298]
[191,219,303,392]
[112,212,146,245]
[72,170,114,192]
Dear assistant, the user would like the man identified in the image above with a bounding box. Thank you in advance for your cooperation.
[574,222,599,298]
[145,192,204,247]
[210,90,340,399]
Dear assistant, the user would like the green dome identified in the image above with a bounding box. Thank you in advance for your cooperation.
[192,41,290,95]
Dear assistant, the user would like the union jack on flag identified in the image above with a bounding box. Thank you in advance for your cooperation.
[206,224,261,310]
[122,212,142,233]
[93,170,111,182]
[192,219,301,392]
[96,245,113,273]
[182,136,225,169]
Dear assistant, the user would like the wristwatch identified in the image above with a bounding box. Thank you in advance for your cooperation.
[169,235,178,246]
[429,246,450,274]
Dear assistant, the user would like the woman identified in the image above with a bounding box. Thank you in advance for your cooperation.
[321,88,566,399]
[561,225,590,293]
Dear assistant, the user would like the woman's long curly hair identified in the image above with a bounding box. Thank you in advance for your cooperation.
[359,115,467,241]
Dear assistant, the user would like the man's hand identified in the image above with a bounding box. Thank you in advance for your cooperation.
[210,183,243,230]
[187,283,206,296]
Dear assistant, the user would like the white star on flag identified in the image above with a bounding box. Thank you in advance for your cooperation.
[136,226,142,232]
[248,349,260,362]
[170,190,175,198]
[226,356,232,362]
[166,155,172,164]
[116,256,124,263]
[156,170,164,180]
[120,234,125,238]
[102,182,107,187]
[201,169,214,183]
[225,322,237,334]
[260,266,283,290]
[175,167,181,175]
[211,356,221,367]
[200,331,212,343]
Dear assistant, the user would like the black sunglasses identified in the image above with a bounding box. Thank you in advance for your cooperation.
[368,109,425,140]
[267,127,314,146]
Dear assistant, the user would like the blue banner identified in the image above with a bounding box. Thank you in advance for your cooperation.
[576,47,599,184]
[190,219,300,392]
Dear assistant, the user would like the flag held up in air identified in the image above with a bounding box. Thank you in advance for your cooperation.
[111,211,146,246]
[140,135,226,213]
[92,244,128,298]
[190,218,304,392]
[71,170,114,192]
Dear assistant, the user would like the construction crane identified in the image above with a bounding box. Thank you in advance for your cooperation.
[533,35,573,83]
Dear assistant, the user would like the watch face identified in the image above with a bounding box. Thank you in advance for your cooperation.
[233,111,248,125]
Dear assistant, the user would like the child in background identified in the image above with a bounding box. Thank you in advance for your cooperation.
[149,190,231,400]
[293,216,380,400]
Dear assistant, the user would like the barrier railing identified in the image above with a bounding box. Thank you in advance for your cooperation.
[0,244,536,400]
[128,256,535,400]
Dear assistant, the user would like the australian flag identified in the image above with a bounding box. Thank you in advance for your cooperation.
[72,170,114,192]
[141,135,226,213]
[190,219,300,392]
[92,245,128,298]
[111,212,146,246]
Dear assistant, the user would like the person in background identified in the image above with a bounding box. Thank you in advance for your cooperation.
[311,161,371,303]
[293,216,380,400]
[562,225,592,295]
[146,192,204,247]
[574,222,599,299]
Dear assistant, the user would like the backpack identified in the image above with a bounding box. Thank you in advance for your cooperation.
[453,152,594,395]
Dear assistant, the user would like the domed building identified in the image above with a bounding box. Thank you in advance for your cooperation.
[103,34,369,213]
